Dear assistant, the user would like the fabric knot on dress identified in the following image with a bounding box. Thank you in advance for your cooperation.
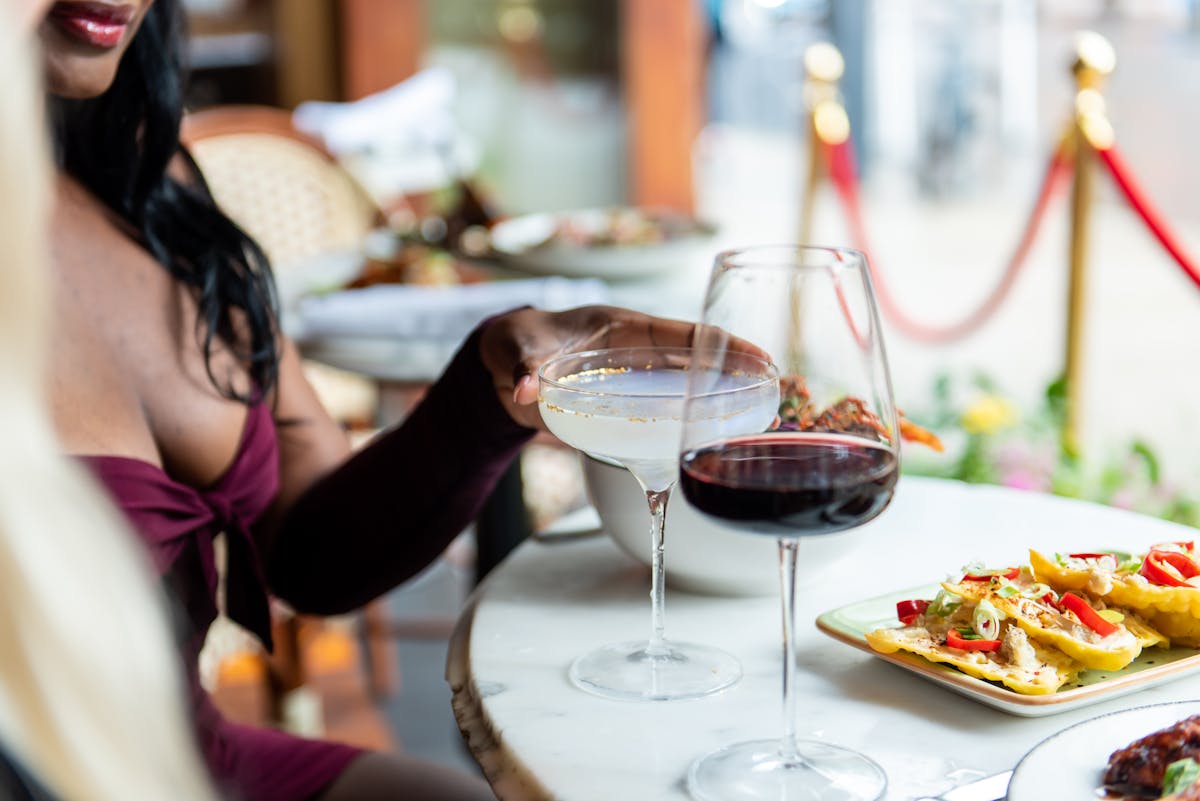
[207,494,239,530]
[79,401,281,651]
[218,509,275,651]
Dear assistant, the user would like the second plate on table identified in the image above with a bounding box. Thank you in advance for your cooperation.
[1007,700,1200,799]
[488,207,716,280]
[817,584,1200,717]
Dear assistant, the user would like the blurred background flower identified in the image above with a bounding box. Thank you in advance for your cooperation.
[906,372,1199,529]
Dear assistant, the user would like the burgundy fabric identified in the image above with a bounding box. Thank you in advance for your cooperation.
[81,401,279,650]
[77,322,535,801]
[80,401,361,801]
[265,324,536,614]
[191,685,360,801]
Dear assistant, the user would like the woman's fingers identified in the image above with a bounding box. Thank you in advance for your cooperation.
[603,312,696,349]
[481,305,777,423]
[511,373,537,406]
[604,311,772,362]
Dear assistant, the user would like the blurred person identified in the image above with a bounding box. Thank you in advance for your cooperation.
[0,2,219,801]
[38,1,701,800]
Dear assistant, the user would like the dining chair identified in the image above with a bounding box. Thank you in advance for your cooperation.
[181,104,378,268]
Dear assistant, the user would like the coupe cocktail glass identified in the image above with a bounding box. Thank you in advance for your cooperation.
[539,346,778,701]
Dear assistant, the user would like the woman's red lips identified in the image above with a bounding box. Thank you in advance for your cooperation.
[48,2,136,49]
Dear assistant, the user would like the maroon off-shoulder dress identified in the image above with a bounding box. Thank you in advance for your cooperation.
[80,325,535,801]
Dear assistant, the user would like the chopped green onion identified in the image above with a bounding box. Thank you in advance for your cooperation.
[1162,758,1200,796]
[1056,550,1142,572]
[959,560,986,576]
[995,583,1020,598]
[1112,551,1143,572]
[1021,582,1052,599]
[927,589,962,618]
[954,626,983,641]
[973,599,1002,640]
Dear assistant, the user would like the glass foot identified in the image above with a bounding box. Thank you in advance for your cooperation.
[568,639,741,701]
[688,738,886,801]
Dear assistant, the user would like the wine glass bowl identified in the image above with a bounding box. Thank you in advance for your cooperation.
[539,347,780,492]
[581,455,871,596]
[538,346,779,701]
[680,246,897,801]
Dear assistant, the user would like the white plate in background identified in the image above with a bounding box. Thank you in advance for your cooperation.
[489,207,716,280]
[1007,700,1200,799]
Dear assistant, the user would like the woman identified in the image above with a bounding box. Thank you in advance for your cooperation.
[0,2,218,800]
[39,1,698,799]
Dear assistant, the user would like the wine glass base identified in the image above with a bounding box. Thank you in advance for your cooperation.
[688,738,886,801]
[568,640,741,701]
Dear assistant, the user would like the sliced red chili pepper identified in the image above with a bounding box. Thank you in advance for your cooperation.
[895,599,930,626]
[946,628,1002,652]
[1139,550,1200,588]
[961,567,1020,582]
[1041,592,1062,612]
[1059,592,1118,637]
[1069,553,1116,560]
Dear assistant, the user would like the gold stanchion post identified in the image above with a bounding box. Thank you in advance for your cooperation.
[790,44,850,371]
[1062,31,1115,460]
[800,43,849,246]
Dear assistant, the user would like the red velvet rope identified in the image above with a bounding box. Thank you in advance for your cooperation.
[825,138,1072,344]
[1095,143,1200,292]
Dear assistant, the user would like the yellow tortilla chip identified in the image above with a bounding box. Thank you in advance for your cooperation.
[949,580,1143,671]
[865,625,1077,695]
[1123,613,1172,649]
[1144,612,1200,648]
[1030,549,1200,618]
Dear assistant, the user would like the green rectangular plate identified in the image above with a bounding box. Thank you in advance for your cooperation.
[816,583,1200,717]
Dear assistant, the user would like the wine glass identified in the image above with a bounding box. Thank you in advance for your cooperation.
[679,246,898,800]
[538,346,778,701]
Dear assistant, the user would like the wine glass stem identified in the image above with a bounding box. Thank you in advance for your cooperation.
[778,537,802,765]
[644,486,672,658]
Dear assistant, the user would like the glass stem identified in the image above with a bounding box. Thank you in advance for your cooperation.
[778,537,801,765]
[645,486,672,658]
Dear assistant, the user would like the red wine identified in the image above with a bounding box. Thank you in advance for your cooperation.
[679,434,898,537]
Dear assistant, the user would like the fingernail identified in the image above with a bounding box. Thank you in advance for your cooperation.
[512,375,532,404]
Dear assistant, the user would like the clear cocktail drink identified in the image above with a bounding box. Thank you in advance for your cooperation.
[538,347,778,701]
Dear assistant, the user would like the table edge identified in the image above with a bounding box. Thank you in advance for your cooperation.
[447,591,559,801]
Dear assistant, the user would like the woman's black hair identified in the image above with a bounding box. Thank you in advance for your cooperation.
[50,0,279,401]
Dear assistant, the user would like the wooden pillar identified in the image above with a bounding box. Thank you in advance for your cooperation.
[273,0,340,107]
[621,0,707,212]
[338,0,426,101]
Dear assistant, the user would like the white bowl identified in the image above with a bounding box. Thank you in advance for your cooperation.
[582,456,869,597]
[489,208,716,280]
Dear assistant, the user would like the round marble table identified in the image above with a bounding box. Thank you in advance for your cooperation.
[447,477,1200,800]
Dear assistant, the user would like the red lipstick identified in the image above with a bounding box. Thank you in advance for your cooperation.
[48,2,136,49]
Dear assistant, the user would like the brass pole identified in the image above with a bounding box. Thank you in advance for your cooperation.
[1062,32,1116,459]
[1064,124,1092,459]
[791,44,849,375]
[799,113,822,248]
[800,43,846,245]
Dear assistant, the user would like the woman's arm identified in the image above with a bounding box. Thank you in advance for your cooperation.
[262,305,704,613]
[262,324,534,614]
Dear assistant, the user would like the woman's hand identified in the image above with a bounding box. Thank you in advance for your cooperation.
[478,305,701,430]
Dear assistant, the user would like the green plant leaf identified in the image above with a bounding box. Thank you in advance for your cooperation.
[1131,440,1161,485]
